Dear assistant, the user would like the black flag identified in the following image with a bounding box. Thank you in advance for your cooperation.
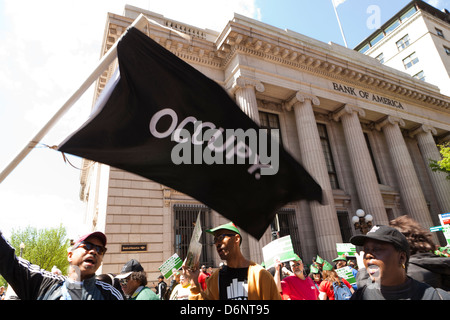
[58,27,322,239]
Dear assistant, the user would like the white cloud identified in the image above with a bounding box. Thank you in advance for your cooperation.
[425,0,450,10]
[426,0,441,8]
[0,190,86,240]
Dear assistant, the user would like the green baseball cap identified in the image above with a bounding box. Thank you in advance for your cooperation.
[316,255,324,264]
[292,254,302,262]
[332,255,347,262]
[206,222,241,235]
[322,260,334,271]
[310,265,320,274]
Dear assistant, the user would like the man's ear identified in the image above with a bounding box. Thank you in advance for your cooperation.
[399,251,407,265]
[67,250,73,263]
[235,234,242,246]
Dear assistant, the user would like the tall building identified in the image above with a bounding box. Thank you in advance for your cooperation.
[81,5,450,279]
[355,0,450,96]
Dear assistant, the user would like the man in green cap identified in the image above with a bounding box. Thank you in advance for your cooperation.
[183,221,281,300]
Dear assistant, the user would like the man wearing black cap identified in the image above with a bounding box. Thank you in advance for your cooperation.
[183,222,281,300]
[0,230,123,300]
[116,259,158,300]
[350,225,450,300]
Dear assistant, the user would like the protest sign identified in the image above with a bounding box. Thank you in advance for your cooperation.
[159,253,183,279]
[262,235,296,269]
[335,266,356,285]
[184,212,203,269]
[443,225,450,246]
[336,243,356,257]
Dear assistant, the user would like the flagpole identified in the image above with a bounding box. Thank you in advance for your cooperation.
[332,1,348,48]
[0,14,149,184]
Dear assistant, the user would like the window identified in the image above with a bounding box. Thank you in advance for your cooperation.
[444,46,450,56]
[396,34,410,51]
[275,209,302,257]
[358,43,370,53]
[337,211,352,243]
[376,52,384,64]
[403,52,419,69]
[317,124,339,189]
[384,19,400,35]
[370,32,384,47]
[259,111,282,146]
[364,133,381,184]
[173,204,213,267]
[413,70,426,81]
[259,111,280,131]
[436,28,445,38]
[400,6,417,21]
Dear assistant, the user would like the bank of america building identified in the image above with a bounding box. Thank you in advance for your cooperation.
[80,2,450,278]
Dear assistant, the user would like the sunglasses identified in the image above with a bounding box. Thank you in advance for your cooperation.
[213,233,236,243]
[119,278,129,286]
[73,241,107,255]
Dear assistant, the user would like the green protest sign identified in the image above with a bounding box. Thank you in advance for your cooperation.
[262,235,296,269]
[443,225,450,246]
[159,253,183,279]
[336,243,356,257]
[335,266,356,285]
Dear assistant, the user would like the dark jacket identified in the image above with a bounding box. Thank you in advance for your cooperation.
[407,252,450,291]
[0,232,123,300]
[351,275,450,300]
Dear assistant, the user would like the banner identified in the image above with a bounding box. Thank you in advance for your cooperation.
[58,27,322,239]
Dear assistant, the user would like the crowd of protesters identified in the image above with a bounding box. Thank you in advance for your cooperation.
[1,215,449,300]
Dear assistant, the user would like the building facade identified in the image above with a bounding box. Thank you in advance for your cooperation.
[355,0,450,96]
[80,5,450,280]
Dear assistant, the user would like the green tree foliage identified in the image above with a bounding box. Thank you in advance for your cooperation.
[9,225,70,275]
[429,143,450,179]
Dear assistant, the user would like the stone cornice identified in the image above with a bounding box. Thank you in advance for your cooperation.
[99,10,450,114]
[217,23,450,112]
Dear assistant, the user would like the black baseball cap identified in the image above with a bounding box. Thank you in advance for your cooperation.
[115,259,144,279]
[350,225,410,258]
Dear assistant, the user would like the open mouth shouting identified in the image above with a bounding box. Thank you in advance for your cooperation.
[366,262,381,282]
[82,255,97,268]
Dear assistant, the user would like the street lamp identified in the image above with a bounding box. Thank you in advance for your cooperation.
[352,209,373,234]
[19,242,25,257]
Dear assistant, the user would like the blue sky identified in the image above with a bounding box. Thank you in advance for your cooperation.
[255,0,431,48]
[1,0,449,240]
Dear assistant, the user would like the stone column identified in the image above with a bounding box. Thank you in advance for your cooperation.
[376,116,434,228]
[410,124,450,214]
[332,105,389,225]
[232,76,265,262]
[285,92,342,261]
[234,77,265,125]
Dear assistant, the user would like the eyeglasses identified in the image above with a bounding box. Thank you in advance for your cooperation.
[119,278,129,286]
[213,233,236,243]
[291,262,302,267]
[73,241,107,255]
